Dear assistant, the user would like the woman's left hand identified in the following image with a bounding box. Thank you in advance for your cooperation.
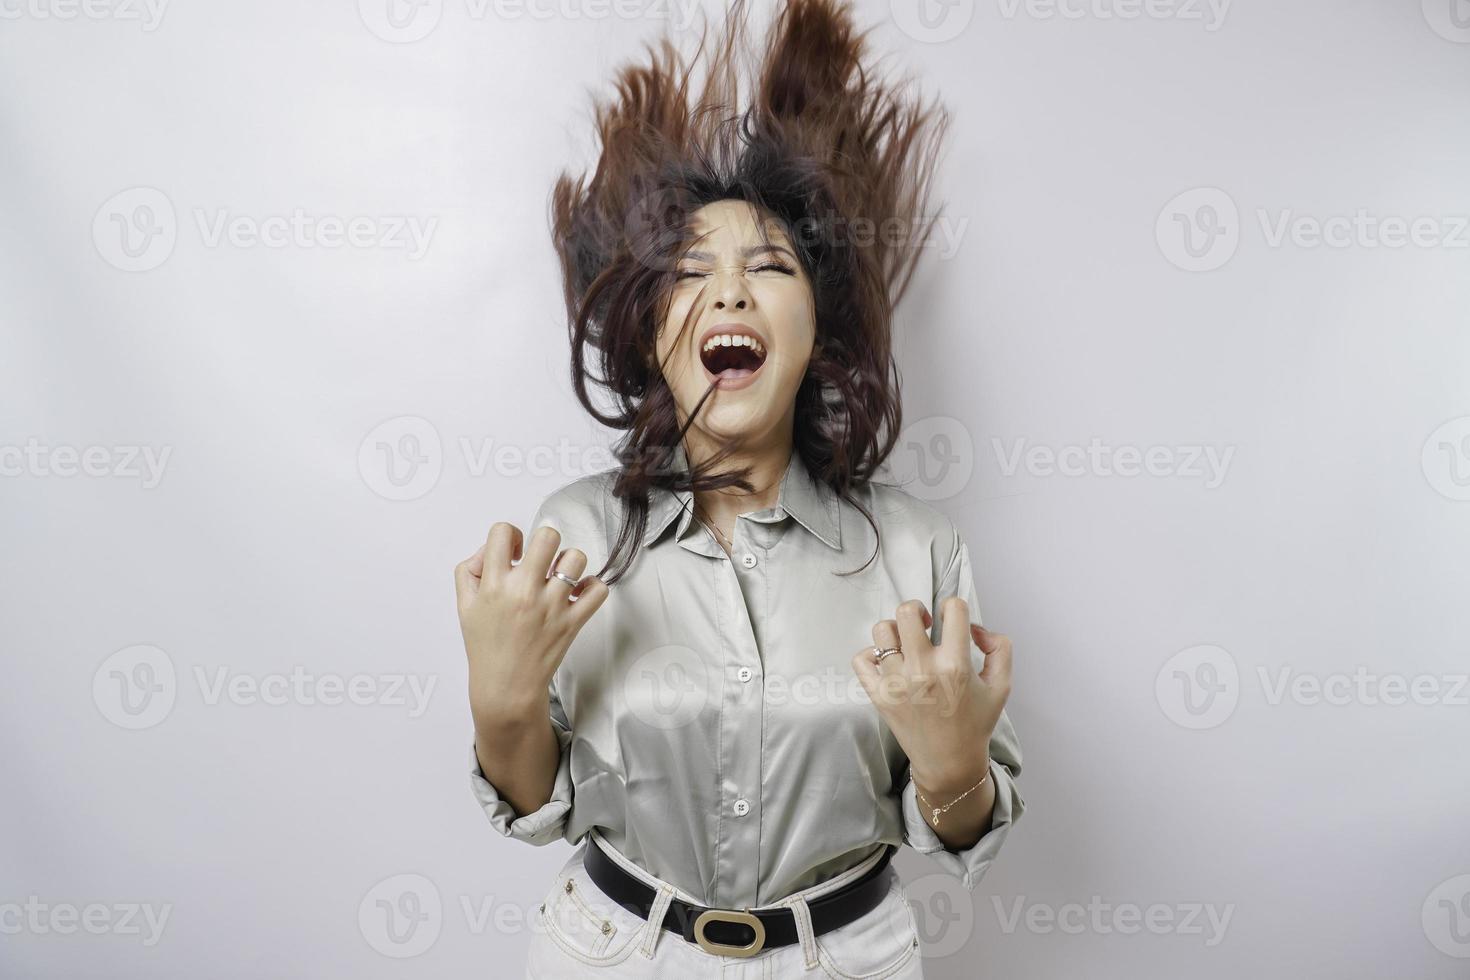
[851,597,1013,794]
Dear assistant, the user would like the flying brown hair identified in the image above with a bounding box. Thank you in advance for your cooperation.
[548,0,951,584]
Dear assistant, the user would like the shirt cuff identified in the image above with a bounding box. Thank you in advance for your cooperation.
[469,719,575,847]
[900,755,1024,891]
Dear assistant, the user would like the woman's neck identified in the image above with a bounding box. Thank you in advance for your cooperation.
[684,436,792,536]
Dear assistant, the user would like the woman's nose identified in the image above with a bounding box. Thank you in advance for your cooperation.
[710,268,752,310]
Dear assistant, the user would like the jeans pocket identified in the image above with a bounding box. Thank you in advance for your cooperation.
[813,878,921,980]
[537,854,643,968]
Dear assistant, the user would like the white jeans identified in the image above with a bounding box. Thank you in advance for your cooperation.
[525,830,925,979]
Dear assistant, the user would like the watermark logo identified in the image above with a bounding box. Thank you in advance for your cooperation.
[93,645,177,730]
[887,416,975,502]
[907,873,975,957]
[359,0,443,42]
[623,185,687,275]
[622,644,711,731]
[93,187,177,273]
[1422,0,1470,43]
[1157,645,1467,728]
[1156,187,1239,272]
[1423,874,1470,957]
[93,187,439,270]
[356,422,628,502]
[92,645,438,729]
[890,0,975,43]
[359,874,443,958]
[359,416,444,502]
[1422,416,1470,501]
[354,871,583,951]
[1155,644,1238,729]
[1159,187,1469,270]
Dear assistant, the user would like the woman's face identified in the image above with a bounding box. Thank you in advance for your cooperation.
[653,198,816,448]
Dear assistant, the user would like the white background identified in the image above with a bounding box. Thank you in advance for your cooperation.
[3,0,1468,977]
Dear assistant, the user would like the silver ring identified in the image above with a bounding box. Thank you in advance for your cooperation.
[873,646,903,666]
[548,569,580,588]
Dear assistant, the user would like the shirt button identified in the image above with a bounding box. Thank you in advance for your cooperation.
[737,666,754,682]
[733,798,750,816]
[740,553,757,568]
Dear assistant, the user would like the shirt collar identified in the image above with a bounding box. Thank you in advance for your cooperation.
[642,442,843,550]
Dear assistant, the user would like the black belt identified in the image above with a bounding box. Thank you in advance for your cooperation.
[582,836,895,958]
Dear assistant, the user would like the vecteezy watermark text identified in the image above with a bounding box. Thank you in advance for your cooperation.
[0,0,169,30]
[93,645,439,729]
[992,437,1235,488]
[357,0,706,43]
[0,898,172,946]
[1156,644,1470,729]
[0,440,171,488]
[992,896,1234,946]
[996,0,1229,31]
[93,187,439,272]
[1157,187,1470,272]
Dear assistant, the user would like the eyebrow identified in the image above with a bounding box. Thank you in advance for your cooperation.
[680,244,795,263]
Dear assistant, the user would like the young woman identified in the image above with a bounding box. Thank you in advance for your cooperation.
[454,0,1026,975]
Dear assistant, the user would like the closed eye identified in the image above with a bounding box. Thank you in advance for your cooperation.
[675,263,795,279]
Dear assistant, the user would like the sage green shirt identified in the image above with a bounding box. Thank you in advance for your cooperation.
[470,442,1025,908]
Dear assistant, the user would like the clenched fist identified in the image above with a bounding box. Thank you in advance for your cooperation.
[455,522,609,726]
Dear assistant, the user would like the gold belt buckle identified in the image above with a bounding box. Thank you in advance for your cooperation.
[692,907,766,958]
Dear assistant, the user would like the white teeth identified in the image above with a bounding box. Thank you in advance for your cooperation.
[702,333,766,356]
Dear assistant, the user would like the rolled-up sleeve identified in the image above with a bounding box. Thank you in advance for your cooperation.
[469,678,576,846]
[899,522,1027,890]
[468,492,586,846]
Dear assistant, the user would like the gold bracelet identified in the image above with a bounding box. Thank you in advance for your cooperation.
[914,765,991,828]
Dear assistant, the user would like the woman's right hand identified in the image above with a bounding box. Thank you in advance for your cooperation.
[455,522,609,727]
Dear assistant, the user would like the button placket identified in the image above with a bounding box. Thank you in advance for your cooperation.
[716,515,765,908]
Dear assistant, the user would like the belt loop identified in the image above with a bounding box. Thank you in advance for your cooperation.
[780,895,820,971]
[638,884,676,959]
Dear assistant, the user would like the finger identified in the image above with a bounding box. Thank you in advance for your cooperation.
[454,551,481,609]
[566,574,611,627]
[870,619,906,677]
[519,523,563,581]
[464,542,486,579]
[969,622,1004,653]
[483,522,523,586]
[972,624,1013,687]
[936,596,971,665]
[549,543,588,575]
[894,600,933,668]
[546,547,588,587]
[850,647,884,706]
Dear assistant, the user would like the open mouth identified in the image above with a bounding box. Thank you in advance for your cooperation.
[699,332,768,385]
